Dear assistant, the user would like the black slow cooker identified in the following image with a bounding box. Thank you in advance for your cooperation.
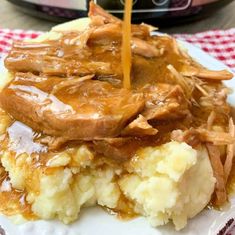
[7,0,234,26]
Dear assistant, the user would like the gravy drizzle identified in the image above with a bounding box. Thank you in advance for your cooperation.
[122,0,133,89]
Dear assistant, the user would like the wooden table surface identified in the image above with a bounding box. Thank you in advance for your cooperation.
[1,0,235,34]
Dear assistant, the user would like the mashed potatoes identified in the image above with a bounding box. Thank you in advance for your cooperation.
[0,123,215,230]
[119,143,215,230]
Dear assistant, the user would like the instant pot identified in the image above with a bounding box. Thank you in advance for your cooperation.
[7,0,234,25]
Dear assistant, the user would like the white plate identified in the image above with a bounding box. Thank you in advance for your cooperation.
[0,40,234,235]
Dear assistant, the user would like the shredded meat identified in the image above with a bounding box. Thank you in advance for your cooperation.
[89,23,122,43]
[207,111,216,130]
[93,138,141,161]
[5,47,115,77]
[206,143,227,206]
[51,74,94,94]
[131,38,161,58]
[171,128,234,147]
[224,118,235,183]
[171,129,201,148]
[197,128,234,145]
[89,1,150,39]
[37,136,69,151]
[88,1,120,23]
[182,68,233,81]
[142,84,189,121]
[93,136,160,161]
[121,115,158,137]
[167,64,193,98]
[0,78,145,140]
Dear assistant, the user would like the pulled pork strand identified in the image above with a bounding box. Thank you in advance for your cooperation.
[207,111,216,131]
[197,128,235,146]
[206,143,227,206]
[193,69,233,81]
[181,67,233,81]
[51,75,94,94]
[224,118,235,183]
[171,128,234,147]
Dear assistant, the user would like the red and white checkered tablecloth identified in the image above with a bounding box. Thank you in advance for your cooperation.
[0,28,235,71]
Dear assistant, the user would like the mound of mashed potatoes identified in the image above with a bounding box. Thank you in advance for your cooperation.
[0,114,215,230]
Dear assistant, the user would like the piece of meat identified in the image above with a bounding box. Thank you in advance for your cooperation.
[121,114,158,137]
[131,24,152,39]
[224,118,235,183]
[182,67,233,81]
[206,143,227,206]
[5,40,115,76]
[89,23,122,44]
[6,31,92,58]
[37,135,84,151]
[167,64,193,98]
[6,54,115,77]
[90,30,161,58]
[93,138,143,161]
[171,128,235,147]
[197,128,235,145]
[93,135,162,161]
[51,74,94,94]
[38,136,67,150]
[5,33,159,78]
[131,38,161,58]
[0,74,145,140]
[171,129,201,148]
[207,111,216,131]
[63,29,93,49]
[89,1,120,23]
[89,2,150,39]
[141,84,189,121]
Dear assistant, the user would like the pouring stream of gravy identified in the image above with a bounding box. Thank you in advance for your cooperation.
[122,0,133,89]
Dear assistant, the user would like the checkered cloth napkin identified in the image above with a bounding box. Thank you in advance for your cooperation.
[0,28,235,71]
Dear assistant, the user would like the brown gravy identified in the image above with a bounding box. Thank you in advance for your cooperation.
[0,172,36,220]
[121,0,132,89]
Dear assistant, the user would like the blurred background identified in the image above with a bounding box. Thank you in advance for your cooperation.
[0,0,235,33]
